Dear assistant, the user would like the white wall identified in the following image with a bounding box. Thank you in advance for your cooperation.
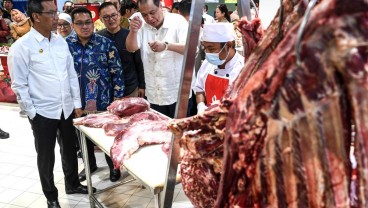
[259,0,280,30]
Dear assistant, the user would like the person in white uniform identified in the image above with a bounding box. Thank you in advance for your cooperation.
[195,23,245,114]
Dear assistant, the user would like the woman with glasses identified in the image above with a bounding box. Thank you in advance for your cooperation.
[57,13,74,39]
[9,9,32,40]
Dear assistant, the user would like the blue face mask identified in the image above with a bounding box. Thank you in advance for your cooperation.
[205,44,230,66]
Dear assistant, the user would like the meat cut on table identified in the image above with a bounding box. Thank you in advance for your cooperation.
[103,111,169,136]
[107,97,150,117]
[73,112,121,128]
[111,120,172,169]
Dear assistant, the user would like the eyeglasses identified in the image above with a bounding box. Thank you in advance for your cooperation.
[102,13,118,21]
[73,21,93,27]
[38,11,58,18]
[57,23,70,28]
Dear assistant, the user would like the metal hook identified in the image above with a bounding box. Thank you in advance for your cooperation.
[296,0,318,67]
[278,0,284,38]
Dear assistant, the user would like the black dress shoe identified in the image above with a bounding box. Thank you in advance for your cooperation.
[0,128,9,139]
[110,169,121,182]
[47,200,61,208]
[77,150,82,158]
[65,184,96,194]
[78,166,98,182]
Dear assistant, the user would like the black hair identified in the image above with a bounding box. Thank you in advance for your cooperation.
[172,2,179,10]
[203,4,208,12]
[216,4,230,22]
[70,6,92,22]
[63,0,73,6]
[137,0,160,8]
[178,0,190,17]
[98,2,117,15]
[120,0,137,16]
[26,0,45,22]
[2,0,13,7]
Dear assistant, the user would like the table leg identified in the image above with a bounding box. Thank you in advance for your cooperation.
[80,130,95,208]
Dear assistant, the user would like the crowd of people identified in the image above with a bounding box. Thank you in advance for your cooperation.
[1,0,256,207]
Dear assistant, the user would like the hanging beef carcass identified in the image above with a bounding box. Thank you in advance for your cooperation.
[216,0,368,207]
[168,0,309,206]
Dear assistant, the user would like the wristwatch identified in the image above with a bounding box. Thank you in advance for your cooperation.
[164,41,169,51]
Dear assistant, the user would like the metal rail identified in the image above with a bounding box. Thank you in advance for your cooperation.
[238,0,251,20]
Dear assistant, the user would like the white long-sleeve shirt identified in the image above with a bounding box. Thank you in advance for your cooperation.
[8,27,81,120]
[137,13,188,105]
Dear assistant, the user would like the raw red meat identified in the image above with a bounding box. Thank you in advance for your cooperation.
[73,112,121,128]
[103,111,169,136]
[103,121,130,136]
[168,0,308,206]
[237,17,264,61]
[216,0,368,207]
[110,120,172,169]
[161,142,170,156]
[180,152,220,208]
[107,97,150,117]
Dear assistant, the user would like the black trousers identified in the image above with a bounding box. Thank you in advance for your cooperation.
[150,98,193,119]
[29,112,80,201]
[84,139,114,170]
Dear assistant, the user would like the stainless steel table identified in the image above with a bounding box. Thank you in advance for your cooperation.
[75,124,180,208]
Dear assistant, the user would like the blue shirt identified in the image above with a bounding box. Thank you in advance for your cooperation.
[66,33,124,112]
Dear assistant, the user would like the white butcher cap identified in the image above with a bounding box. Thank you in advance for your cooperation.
[58,13,72,24]
[201,23,235,42]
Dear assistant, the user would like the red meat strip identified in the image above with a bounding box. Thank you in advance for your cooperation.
[237,17,264,61]
[110,120,172,169]
[74,112,121,128]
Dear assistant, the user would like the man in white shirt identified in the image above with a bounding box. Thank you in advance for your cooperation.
[8,0,94,207]
[196,23,244,114]
[126,0,189,118]
[203,4,215,24]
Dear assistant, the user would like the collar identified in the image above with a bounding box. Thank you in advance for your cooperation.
[30,27,57,42]
[223,51,241,70]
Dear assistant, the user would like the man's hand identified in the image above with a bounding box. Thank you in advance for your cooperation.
[138,88,145,98]
[148,41,166,53]
[75,108,83,118]
[129,16,143,33]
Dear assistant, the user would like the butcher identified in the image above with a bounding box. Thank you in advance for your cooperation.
[195,23,244,113]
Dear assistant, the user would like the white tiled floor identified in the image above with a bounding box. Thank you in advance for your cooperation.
[0,103,194,208]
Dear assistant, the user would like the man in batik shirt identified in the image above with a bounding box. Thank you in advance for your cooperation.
[66,7,125,182]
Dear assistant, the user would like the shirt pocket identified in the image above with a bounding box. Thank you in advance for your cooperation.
[30,53,52,75]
